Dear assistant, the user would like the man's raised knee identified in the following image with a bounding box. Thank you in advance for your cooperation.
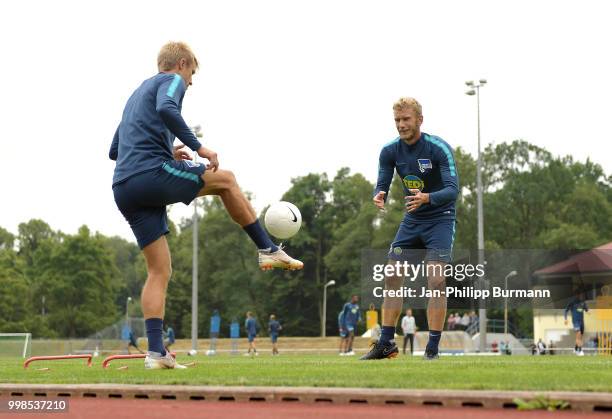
[224,170,237,187]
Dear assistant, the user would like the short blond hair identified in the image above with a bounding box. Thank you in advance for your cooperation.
[157,41,199,72]
[393,97,422,117]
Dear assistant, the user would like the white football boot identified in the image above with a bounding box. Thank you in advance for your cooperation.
[144,352,187,369]
[259,245,304,271]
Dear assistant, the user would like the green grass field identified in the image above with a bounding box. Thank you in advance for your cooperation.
[2,354,612,392]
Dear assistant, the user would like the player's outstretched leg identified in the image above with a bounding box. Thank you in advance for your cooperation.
[198,169,303,271]
[141,237,186,369]
[360,269,400,360]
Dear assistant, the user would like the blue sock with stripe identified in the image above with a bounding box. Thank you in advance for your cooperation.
[380,326,396,344]
[426,330,442,353]
[145,318,166,356]
[243,221,278,252]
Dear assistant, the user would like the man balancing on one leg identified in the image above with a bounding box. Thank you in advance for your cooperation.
[110,41,303,369]
[360,97,458,361]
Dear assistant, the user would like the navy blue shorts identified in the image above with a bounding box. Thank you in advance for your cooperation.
[113,160,206,249]
[388,219,455,263]
[270,334,278,343]
[248,333,256,342]
[573,322,584,334]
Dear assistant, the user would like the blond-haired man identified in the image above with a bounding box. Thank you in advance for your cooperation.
[110,42,302,369]
[361,97,458,361]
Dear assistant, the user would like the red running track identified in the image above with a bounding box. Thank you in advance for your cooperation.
[4,399,611,419]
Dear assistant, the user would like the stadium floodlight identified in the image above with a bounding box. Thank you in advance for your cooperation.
[190,124,203,352]
[322,280,337,337]
[465,78,488,352]
[465,80,474,87]
[504,270,518,336]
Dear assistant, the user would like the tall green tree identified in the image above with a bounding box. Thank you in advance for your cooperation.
[0,249,30,332]
[0,227,14,250]
[32,226,121,337]
[17,219,56,265]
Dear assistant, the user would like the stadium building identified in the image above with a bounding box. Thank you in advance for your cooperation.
[532,242,612,351]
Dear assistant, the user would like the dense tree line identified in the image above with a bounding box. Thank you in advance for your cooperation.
[0,140,610,338]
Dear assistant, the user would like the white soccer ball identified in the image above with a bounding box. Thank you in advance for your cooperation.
[264,201,302,239]
[188,349,197,356]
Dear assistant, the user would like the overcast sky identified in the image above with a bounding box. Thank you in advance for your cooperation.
[1,0,610,244]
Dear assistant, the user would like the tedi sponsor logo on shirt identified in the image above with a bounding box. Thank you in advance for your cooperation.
[403,175,424,191]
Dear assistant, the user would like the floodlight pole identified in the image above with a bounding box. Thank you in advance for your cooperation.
[504,270,517,335]
[125,296,132,326]
[465,79,487,351]
[322,280,336,337]
[190,125,203,351]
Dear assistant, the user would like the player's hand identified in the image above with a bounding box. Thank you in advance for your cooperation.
[373,191,386,211]
[405,189,430,212]
[173,144,192,161]
[198,146,219,172]
[564,320,568,326]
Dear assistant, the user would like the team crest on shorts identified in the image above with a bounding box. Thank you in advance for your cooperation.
[417,159,432,173]
[393,247,403,255]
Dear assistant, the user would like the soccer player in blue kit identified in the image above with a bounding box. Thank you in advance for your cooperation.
[268,314,282,355]
[340,295,362,356]
[245,312,258,356]
[110,42,303,369]
[565,293,589,356]
[361,97,458,361]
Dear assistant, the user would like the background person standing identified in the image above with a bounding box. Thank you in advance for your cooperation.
[401,309,417,355]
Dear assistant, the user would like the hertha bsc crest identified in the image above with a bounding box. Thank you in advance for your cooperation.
[417,159,432,173]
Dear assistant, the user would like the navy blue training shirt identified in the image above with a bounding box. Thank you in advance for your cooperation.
[268,320,281,335]
[341,303,361,326]
[245,317,257,335]
[564,298,588,325]
[109,73,202,186]
[374,133,459,222]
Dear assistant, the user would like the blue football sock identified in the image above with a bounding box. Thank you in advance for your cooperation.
[145,318,166,356]
[426,330,442,353]
[380,326,396,344]
[243,220,279,252]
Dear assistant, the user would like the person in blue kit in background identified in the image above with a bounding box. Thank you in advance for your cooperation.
[340,295,362,356]
[338,310,348,355]
[361,97,459,361]
[208,309,221,355]
[565,291,589,356]
[230,318,240,355]
[123,324,144,354]
[268,314,282,355]
[245,311,259,356]
[162,325,175,351]
[109,42,303,370]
